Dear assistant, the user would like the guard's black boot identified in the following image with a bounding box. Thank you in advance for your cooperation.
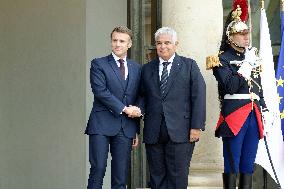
[223,173,237,189]
[238,173,252,189]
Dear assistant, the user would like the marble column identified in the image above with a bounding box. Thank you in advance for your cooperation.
[162,0,224,187]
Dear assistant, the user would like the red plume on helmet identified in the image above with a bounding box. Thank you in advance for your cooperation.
[232,0,249,22]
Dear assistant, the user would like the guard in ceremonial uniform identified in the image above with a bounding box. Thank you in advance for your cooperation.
[206,0,267,188]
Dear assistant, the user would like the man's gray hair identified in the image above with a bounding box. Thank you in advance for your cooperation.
[154,27,178,43]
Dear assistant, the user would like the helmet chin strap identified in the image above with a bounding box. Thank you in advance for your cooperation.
[228,37,246,50]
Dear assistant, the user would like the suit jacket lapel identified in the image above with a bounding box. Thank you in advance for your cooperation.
[126,59,133,92]
[162,55,183,98]
[108,54,124,89]
[150,58,160,94]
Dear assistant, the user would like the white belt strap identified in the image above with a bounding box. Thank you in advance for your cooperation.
[224,93,260,101]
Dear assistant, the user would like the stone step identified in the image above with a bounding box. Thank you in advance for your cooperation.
[188,170,223,187]
[136,187,223,189]
[135,170,224,189]
[188,187,222,189]
[135,185,224,188]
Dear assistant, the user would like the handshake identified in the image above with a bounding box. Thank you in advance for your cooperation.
[123,105,142,118]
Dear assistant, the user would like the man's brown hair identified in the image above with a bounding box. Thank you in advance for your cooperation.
[111,26,133,41]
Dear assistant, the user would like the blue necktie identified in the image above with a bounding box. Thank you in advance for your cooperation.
[160,62,170,95]
[118,59,125,79]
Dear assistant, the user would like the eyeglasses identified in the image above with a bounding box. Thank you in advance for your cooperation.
[155,41,173,46]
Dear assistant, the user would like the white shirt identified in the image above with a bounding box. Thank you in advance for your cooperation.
[112,52,128,80]
[158,53,175,80]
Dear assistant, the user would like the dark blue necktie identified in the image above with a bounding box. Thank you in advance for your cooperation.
[160,62,170,95]
[118,59,125,79]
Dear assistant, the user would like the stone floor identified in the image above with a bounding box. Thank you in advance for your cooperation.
[135,165,280,189]
[188,170,222,188]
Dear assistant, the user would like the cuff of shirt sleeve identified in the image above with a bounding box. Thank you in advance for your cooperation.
[121,106,126,114]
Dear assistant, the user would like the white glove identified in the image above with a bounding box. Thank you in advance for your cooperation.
[237,61,252,80]
[244,47,262,68]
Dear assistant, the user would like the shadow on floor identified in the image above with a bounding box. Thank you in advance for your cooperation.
[253,164,279,189]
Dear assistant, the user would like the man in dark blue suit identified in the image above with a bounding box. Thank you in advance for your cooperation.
[85,26,142,189]
[140,27,206,189]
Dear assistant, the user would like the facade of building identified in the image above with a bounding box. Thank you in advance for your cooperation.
[0,0,281,188]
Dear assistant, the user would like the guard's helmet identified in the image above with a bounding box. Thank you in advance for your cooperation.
[220,0,249,51]
[226,4,249,37]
